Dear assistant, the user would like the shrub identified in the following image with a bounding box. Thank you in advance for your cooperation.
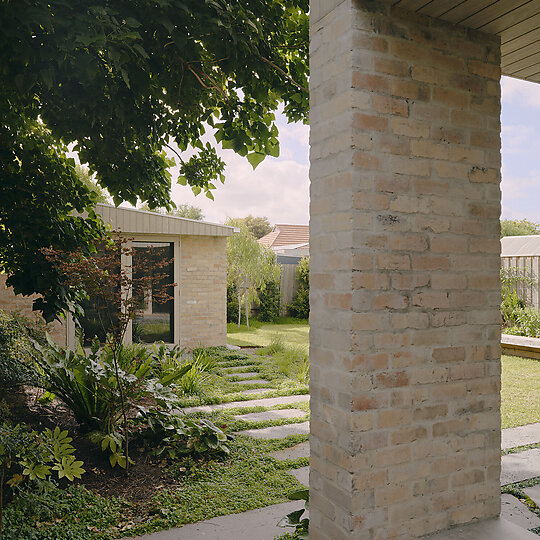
[227,283,241,323]
[512,307,540,338]
[288,257,309,320]
[0,310,44,389]
[258,279,281,322]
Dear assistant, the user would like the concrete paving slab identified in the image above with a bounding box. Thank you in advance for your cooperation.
[182,394,309,414]
[228,388,274,396]
[270,442,310,461]
[227,379,269,386]
[225,372,260,380]
[234,409,307,423]
[425,517,538,539]
[524,484,540,507]
[224,366,258,372]
[131,501,301,540]
[289,466,309,486]
[501,448,540,484]
[237,421,310,439]
[501,493,540,530]
[502,422,540,450]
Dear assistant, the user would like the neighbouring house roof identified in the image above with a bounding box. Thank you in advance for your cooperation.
[501,235,540,257]
[95,204,236,237]
[259,224,309,249]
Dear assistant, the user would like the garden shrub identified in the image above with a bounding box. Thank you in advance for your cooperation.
[507,307,540,338]
[227,283,241,323]
[288,257,309,320]
[258,279,281,322]
[0,310,44,389]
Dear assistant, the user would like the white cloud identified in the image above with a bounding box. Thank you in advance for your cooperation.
[168,119,310,226]
[502,76,540,108]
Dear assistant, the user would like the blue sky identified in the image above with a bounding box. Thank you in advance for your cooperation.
[170,76,540,226]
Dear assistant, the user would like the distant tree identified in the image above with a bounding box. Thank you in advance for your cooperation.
[139,203,204,221]
[501,219,540,238]
[227,215,272,239]
[226,221,280,329]
[75,166,110,204]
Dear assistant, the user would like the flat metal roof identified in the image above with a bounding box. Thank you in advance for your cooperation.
[394,0,540,83]
[95,204,235,237]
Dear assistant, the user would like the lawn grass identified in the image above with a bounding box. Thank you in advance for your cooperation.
[227,317,309,348]
[502,354,540,429]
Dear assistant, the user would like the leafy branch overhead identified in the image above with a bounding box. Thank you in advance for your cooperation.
[0,0,309,320]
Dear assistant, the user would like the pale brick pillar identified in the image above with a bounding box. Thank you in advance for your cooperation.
[309,1,501,539]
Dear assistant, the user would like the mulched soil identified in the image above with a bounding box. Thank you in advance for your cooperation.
[6,386,181,506]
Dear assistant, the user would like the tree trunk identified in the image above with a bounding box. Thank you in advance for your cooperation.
[237,290,242,327]
[245,295,250,330]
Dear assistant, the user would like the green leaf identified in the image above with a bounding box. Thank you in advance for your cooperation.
[247,152,266,169]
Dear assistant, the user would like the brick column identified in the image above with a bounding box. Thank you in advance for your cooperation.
[309,1,501,539]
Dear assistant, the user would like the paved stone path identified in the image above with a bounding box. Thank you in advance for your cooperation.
[503,422,540,450]
[137,353,540,539]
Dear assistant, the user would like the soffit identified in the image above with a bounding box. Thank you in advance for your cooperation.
[393,0,540,83]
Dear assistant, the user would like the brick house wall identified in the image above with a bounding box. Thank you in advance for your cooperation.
[0,274,67,346]
[0,234,229,349]
[179,235,227,348]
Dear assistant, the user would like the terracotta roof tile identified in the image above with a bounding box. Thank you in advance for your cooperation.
[258,224,309,248]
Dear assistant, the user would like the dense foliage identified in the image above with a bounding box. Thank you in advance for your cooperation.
[226,221,280,329]
[228,215,273,239]
[0,0,309,320]
[257,279,281,322]
[0,311,45,390]
[288,257,309,320]
[501,219,540,237]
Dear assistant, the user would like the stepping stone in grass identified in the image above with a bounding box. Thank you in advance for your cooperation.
[501,494,540,530]
[228,379,269,386]
[523,485,540,507]
[230,388,274,396]
[501,449,540,484]
[289,466,309,486]
[226,372,260,380]
[183,394,309,414]
[225,366,258,372]
[502,422,540,450]
[234,409,307,423]
[238,421,310,439]
[270,441,310,461]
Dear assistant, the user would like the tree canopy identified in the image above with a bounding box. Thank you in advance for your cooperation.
[226,220,279,329]
[227,215,272,239]
[0,0,309,321]
[501,219,540,238]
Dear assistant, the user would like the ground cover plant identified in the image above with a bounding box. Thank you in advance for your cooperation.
[227,317,309,348]
[1,340,311,539]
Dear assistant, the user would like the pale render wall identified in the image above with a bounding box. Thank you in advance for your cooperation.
[0,274,67,346]
[179,236,227,348]
[309,1,501,539]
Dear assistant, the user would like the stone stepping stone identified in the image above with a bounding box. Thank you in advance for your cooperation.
[289,466,309,486]
[501,449,540,484]
[234,409,307,423]
[524,485,540,507]
[237,421,310,439]
[502,422,540,450]
[229,388,274,396]
[501,494,540,530]
[183,394,309,413]
[270,441,310,461]
[226,372,260,380]
[228,379,269,386]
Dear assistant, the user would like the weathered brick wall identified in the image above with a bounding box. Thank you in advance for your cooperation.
[179,236,227,348]
[0,274,67,346]
[310,1,501,538]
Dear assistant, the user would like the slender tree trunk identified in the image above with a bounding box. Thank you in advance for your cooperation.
[237,290,242,327]
[245,296,250,330]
